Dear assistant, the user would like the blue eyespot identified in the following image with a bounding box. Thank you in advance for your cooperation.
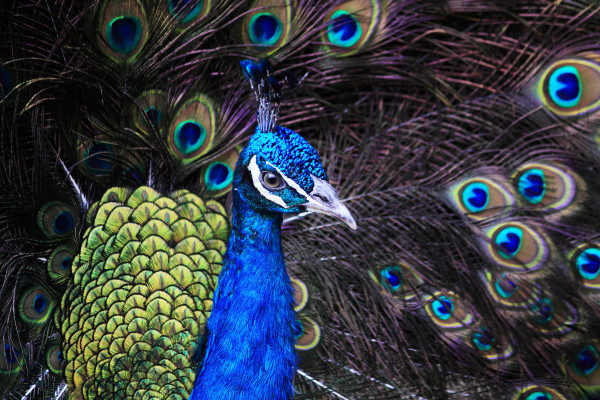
[548,66,581,109]
[572,345,599,376]
[576,248,600,280]
[526,392,552,400]
[85,143,115,176]
[53,211,75,235]
[495,226,523,259]
[328,10,362,48]
[60,255,73,271]
[531,298,553,325]
[3,344,18,364]
[472,329,495,351]
[38,203,76,238]
[518,169,546,204]
[494,274,518,299]
[57,350,64,362]
[0,66,13,97]
[106,17,142,54]
[292,319,304,340]
[248,13,282,46]
[461,182,489,212]
[174,120,206,155]
[145,107,162,127]
[432,296,454,320]
[380,266,403,293]
[168,0,203,23]
[33,294,47,314]
[205,162,233,191]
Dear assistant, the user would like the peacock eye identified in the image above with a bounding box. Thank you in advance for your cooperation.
[260,171,286,190]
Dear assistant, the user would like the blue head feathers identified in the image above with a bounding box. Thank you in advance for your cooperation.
[234,125,331,214]
[234,60,356,228]
[243,126,328,188]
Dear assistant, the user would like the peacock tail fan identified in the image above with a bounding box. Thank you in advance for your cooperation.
[283,88,600,397]
[2,0,600,399]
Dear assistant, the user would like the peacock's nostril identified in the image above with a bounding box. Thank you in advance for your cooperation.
[313,193,330,204]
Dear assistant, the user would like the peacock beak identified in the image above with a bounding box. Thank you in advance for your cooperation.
[304,175,357,230]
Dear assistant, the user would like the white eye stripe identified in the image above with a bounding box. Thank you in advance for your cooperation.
[265,161,311,199]
[248,156,289,208]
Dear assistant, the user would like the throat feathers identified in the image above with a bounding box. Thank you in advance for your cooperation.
[190,60,356,399]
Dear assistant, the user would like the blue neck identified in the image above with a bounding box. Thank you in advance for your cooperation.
[191,191,297,400]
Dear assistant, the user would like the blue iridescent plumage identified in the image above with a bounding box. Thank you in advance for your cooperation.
[191,61,354,399]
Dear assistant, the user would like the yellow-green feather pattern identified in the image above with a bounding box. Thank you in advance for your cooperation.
[60,186,229,400]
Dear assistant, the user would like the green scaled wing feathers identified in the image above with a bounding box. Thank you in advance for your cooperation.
[59,186,228,400]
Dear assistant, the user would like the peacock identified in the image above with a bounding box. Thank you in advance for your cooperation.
[2,0,600,399]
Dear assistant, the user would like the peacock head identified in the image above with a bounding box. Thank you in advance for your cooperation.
[233,125,357,229]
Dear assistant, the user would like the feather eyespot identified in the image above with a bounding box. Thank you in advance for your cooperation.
[423,291,473,329]
[468,327,514,361]
[530,297,553,325]
[380,266,403,292]
[249,13,283,46]
[145,107,162,126]
[97,0,148,62]
[77,140,117,178]
[38,202,76,238]
[206,162,233,190]
[370,263,422,300]
[527,297,577,335]
[572,345,599,376]
[448,176,514,220]
[432,296,454,320]
[174,121,206,154]
[485,222,549,272]
[201,147,240,197]
[132,90,167,135]
[570,244,600,289]
[516,168,546,204]
[471,332,494,353]
[0,343,22,374]
[471,328,495,351]
[561,342,600,397]
[578,250,600,280]
[328,10,362,48]
[106,17,142,54]
[242,0,292,54]
[494,273,518,299]
[322,0,383,56]
[169,94,216,164]
[484,271,541,308]
[495,226,523,259]
[534,58,600,116]
[46,343,65,375]
[548,65,581,108]
[512,162,581,214]
[562,342,600,392]
[294,316,321,351]
[514,385,568,400]
[523,393,549,400]
[48,246,74,283]
[18,287,56,325]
